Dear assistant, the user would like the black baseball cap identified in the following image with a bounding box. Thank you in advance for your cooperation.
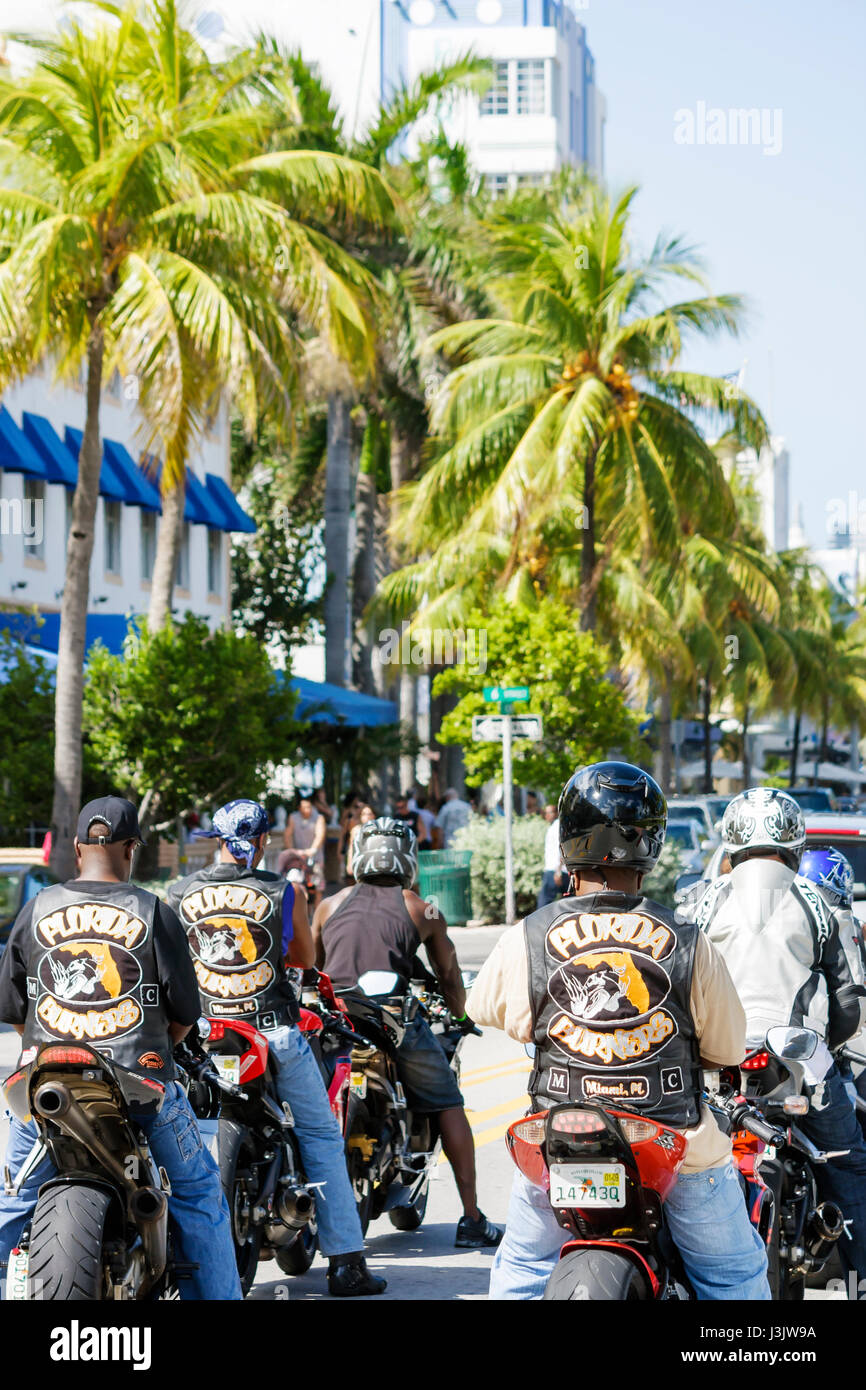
[76,796,147,846]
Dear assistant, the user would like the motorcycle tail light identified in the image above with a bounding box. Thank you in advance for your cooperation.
[203,1020,225,1042]
[512,1118,547,1145]
[742,1052,770,1071]
[783,1095,809,1115]
[39,1047,97,1066]
[550,1109,606,1135]
[620,1118,658,1144]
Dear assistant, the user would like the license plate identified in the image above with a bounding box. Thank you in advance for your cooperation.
[212,1055,240,1086]
[549,1163,626,1208]
[350,1071,367,1098]
[6,1247,28,1300]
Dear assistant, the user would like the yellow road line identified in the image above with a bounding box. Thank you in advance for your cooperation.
[438,1100,525,1163]
[471,1118,515,1151]
[467,1096,528,1125]
[461,1061,531,1088]
[461,1055,531,1081]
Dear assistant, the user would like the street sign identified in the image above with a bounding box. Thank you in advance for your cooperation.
[472,714,543,742]
[483,685,530,703]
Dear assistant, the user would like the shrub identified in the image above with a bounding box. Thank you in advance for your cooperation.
[452,814,548,923]
[641,841,687,909]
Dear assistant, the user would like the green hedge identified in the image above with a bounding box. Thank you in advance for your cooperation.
[452,814,548,923]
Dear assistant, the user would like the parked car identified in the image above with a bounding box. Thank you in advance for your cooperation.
[787,786,839,814]
[0,850,57,954]
[666,798,719,847]
[664,818,707,873]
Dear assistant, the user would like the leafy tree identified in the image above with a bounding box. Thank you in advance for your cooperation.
[433,597,644,794]
[0,2,397,875]
[83,616,305,831]
[0,633,55,839]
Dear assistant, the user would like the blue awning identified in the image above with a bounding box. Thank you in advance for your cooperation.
[21,413,78,487]
[205,473,256,534]
[0,405,50,479]
[103,439,161,511]
[185,468,226,527]
[0,611,135,657]
[64,426,128,504]
[289,676,398,728]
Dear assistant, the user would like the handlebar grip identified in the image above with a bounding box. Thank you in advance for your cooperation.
[738,1109,784,1145]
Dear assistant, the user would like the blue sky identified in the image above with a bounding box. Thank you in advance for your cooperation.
[581,0,866,546]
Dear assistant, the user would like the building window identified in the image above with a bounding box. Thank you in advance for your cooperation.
[480,60,509,115]
[141,511,157,582]
[516,59,546,115]
[207,530,222,595]
[104,500,122,574]
[176,522,190,589]
[23,478,45,560]
[484,173,510,197]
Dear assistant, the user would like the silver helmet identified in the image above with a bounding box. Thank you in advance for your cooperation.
[722,788,805,869]
[353,817,417,889]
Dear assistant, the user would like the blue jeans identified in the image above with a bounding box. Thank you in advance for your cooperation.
[489,1163,770,1300]
[0,1081,241,1300]
[537,872,565,910]
[266,1024,364,1258]
[800,1062,866,1285]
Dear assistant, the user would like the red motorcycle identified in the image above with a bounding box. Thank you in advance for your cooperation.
[187,974,356,1294]
[505,1085,784,1300]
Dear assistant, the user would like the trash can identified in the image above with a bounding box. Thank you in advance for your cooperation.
[416,849,473,927]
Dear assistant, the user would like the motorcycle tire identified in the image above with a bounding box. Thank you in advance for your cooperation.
[27,1184,117,1300]
[219,1123,263,1296]
[542,1248,650,1301]
[275,1225,317,1277]
[388,1184,429,1231]
[345,1097,375,1235]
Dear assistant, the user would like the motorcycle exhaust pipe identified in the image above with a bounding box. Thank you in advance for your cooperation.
[805,1201,845,1264]
[128,1187,168,1281]
[276,1186,315,1231]
[32,1081,132,1191]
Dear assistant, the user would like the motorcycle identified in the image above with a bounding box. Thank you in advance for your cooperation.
[2,1043,186,1300]
[734,1024,849,1299]
[336,968,479,1235]
[188,987,356,1293]
[504,1029,845,1300]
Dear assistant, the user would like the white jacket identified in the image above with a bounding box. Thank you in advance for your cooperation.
[694,858,866,1049]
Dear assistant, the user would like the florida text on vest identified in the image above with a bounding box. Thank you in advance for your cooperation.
[180,883,273,923]
[36,902,147,949]
[545,912,678,1067]
[181,882,277,1004]
[50,1322,152,1371]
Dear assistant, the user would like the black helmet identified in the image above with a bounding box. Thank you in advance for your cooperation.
[558,762,666,873]
[353,816,417,888]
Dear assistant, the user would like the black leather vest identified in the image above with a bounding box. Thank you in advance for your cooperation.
[173,867,299,1029]
[22,882,175,1080]
[525,891,703,1127]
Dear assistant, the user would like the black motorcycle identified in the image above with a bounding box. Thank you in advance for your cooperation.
[338,969,478,1234]
[721,1024,848,1299]
[2,1042,185,1300]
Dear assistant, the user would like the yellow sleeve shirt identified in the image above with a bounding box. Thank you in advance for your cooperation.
[467,924,746,1174]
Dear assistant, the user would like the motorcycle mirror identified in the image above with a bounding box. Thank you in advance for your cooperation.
[524,1043,536,1059]
[197,1017,212,1041]
[674,872,701,900]
[765,1025,820,1061]
[357,970,401,997]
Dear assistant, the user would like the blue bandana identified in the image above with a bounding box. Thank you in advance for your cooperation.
[192,799,270,869]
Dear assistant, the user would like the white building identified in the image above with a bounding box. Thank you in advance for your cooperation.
[733,435,790,554]
[229,0,605,188]
[0,365,253,655]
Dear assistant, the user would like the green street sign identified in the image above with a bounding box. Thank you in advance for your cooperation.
[483,684,530,702]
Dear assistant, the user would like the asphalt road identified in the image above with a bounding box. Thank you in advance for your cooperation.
[0,926,843,1300]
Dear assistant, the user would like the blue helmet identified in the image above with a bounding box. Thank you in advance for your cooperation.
[798,847,854,910]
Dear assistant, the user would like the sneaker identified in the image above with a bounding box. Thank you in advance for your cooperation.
[327,1254,387,1297]
[455,1211,503,1249]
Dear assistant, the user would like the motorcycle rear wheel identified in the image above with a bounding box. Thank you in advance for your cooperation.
[220,1125,263,1296]
[27,1184,116,1300]
[542,1248,650,1301]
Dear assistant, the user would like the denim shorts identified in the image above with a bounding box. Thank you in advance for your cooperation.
[395,1016,464,1114]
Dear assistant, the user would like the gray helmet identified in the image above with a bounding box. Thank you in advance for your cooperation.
[353,817,417,888]
[722,787,805,869]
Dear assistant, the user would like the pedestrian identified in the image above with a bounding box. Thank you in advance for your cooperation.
[525,791,543,816]
[395,791,431,850]
[410,788,436,847]
[537,803,566,908]
[433,787,472,849]
[345,804,377,881]
[279,789,326,911]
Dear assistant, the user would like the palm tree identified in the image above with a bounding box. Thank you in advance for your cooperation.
[0,2,397,875]
[385,183,767,632]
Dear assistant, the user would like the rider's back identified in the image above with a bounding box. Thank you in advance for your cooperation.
[320,883,420,992]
